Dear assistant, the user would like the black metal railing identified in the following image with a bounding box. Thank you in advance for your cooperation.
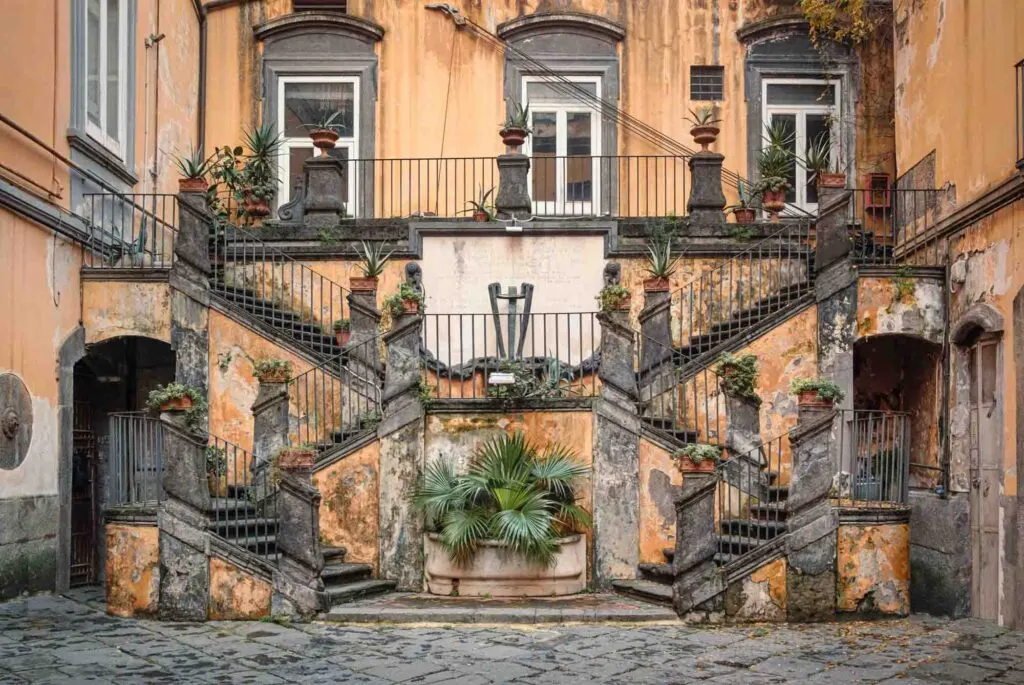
[83,193,178,268]
[211,221,350,355]
[287,334,384,451]
[107,412,164,507]
[207,434,280,562]
[717,430,788,564]
[1016,58,1024,171]
[845,187,951,266]
[670,221,813,360]
[638,333,725,447]
[421,312,600,400]
[834,410,911,507]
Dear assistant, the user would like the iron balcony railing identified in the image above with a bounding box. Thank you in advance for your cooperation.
[421,312,601,400]
[1016,58,1024,171]
[717,430,788,565]
[287,334,384,452]
[845,187,951,267]
[834,410,911,508]
[83,192,178,268]
[207,434,280,563]
[107,412,164,507]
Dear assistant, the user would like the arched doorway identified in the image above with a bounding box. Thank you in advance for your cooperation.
[70,336,175,586]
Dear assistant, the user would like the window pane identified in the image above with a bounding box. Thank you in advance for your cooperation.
[105,0,121,140]
[566,112,591,156]
[805,114,831,204]
[283,82,355,138]
[766,83,836,106]
[981,342,997,404]
[526,81,597,102]
[288,147,314,186]
[565,113,593,202]
[769,114,797,203]
[86,0,101,127]
[531,111,557,202]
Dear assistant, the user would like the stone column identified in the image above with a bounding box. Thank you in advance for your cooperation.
[638,287,672,373]
[304,157,347,226]
[252,381,288,470]
[815,185,857,412]
[272,448,328,620]
[785,408,839,622]
[814,186,853,272]
[592,307,641,587]
[720,392,768,495]
[672,472,723,615]
[495,153,531,218]
[157,410,212,621]
[345,284,384,426]
[686,152,727,226]
[377,308,426,590]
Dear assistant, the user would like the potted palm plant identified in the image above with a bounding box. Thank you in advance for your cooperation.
[239,123,282,218]
[790,377,845,408]
[332,318,351,346]
[413,432,591,597]
[499,101,531,148]
[687,105,722,152]
[173,145,212,193]
[754,120,795,220]
[462,186,495,222]
[727,180,756,225]
[303,110,346,151]
[644,239,678,292]
[351,241,393,292]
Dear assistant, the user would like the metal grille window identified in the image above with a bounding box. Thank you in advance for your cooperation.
[690,66,724,101]
[293,0,347,11]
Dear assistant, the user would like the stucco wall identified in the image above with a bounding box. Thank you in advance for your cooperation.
[837,520,911,617]
[314,440,380,570]
[82,281,172,345]
[638,437,680,565]
[725,556,787,622]
[104,523,159,618]
[208,556,272,620]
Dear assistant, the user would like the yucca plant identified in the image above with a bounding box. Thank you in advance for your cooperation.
[645,239,679,280]
[356,240,393,277]
[411,432,591,567]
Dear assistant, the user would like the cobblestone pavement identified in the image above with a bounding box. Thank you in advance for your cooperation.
[2,589,1024,684]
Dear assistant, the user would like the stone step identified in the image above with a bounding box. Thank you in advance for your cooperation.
[323,546,347,563]
[611,579,673,607]
[209,517,279,537]
[325,579,397,606]
[209,498,261,520]
[716,534,770,556]
[750,502,789,520]
[638,562,674,583]
[321,563,373,585]
[719,519,787,538]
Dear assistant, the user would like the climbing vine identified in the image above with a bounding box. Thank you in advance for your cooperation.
[800,0,884,47]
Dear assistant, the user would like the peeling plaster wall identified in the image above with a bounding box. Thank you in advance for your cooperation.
[725,556,787,622]
[82,281,172,345]
[314,440,380,571]
[837,521,911,617]
[638,437,681,564]
[104,523,159,618]
[207,556,272,620]
[856,276,945,345]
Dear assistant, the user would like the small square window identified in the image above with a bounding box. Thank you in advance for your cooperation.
[690,66,724,101]
[293,0,347,12]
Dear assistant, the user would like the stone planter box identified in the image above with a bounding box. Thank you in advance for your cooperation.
[424,533,586,597]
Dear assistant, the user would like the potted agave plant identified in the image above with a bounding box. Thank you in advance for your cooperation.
[499,101,531,148]
[754,120,795,220]
[332,319,351,346]
[303,110,346,151]
[673,443,721,473]
[790,377,845,408]
[351,241,392,293]
[173,145,212,193]
[803,133,846,189]
[413,432,591,597]
[687,105,721,152]
[643,239,678,293]
[727,180,756,225]
[462,186,495,222]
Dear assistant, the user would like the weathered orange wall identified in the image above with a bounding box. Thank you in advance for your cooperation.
[837,521,910,616]
[638,437,681,565]
[208,556,272,620]
[82,281,172,345]
[104,523,159,618]
[314,440,380,570]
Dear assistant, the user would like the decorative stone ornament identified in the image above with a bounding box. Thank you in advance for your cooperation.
[0,373,32,470]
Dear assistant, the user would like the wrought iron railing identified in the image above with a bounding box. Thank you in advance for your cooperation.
[421,312,600,400]
[669,221,813,363]
[207,434,280,562]
[834,410,911,507]
[287,334,384,451]
[82,192,178,268]
[107,412,164,507]
[845,187,952,266]
[1016,59,1024,171]
[717,431,788,564]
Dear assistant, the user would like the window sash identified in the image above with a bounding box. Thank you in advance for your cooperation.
[84,0,127,158]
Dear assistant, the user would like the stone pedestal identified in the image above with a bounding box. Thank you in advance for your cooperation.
[495,153,532,218]
[639,289,672,373]
[272,456,328,620]
[814,186,853,272]
[304,157,347,226]
[672,472,723,615]
[686,152,727,225]
[252,381,288,470]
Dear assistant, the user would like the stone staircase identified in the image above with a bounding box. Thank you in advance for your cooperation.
[321,546,396,605]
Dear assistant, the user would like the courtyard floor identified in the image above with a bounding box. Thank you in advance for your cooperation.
[1,589,1024,684]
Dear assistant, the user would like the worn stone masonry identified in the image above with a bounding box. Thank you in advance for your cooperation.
[272,456,329,620]
[686,152,727,227]
[638,287,672,373]
[304,157,348,226]
[814,185,856,411]
[785,404,839,622]
[251,381,289,470]
[672,471,723,616]
[495,153,532,219]
[592,301,641,587]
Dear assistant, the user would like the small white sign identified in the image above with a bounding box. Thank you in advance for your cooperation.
[488,372,516,385]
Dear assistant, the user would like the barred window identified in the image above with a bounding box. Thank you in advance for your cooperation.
[293,0,347,12]
[690,66,724,101]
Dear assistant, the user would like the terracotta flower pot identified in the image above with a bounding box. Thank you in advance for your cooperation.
[350,276,378,293]
[690,125,720,152]
[244,195,271,218]
[256,368,290,384]
[160,396,193,412]
[309,128,340,151]
[402,299,421,314]
[178,178,208,193]
[643,277,670,293]
[732,208,755,225]
[677,457,717,474]
[816,172,846,189]
[335,330,351,347]
[797,389,835,408]
[499,127,528,148]
[472,210,489,222]
[277,447,316,470]
[613,293,632,311]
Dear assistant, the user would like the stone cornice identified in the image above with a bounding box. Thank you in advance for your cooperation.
[736,14,809,44]
[497,12,625,43]
[254,12,384,43]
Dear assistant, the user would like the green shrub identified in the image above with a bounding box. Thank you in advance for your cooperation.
[790,377,845,402]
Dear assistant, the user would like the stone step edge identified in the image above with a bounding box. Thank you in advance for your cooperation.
[322,604,678,624]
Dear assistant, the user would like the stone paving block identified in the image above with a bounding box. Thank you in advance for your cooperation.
[360,660,448,683]
[749,655,829,678]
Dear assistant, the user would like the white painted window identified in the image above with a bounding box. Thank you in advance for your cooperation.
[761,78,841,212]
[84,0,128,159]
[522,76,602,216]
[277,76,359,213]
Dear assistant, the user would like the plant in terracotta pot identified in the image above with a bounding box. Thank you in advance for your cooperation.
[412,431,591,596]
[302,110,346,151]
[332,318,351,347]
[238,123,282,219]
[753,120,795,221]
[351,240,393,292]
[252,358,293,384]
[643,239,679,293]
[173,145,213,193]
[714,352,761,406]
[145,383,207,429]
[673,443,721,473]
[499,101,531,148]
[205,445,229,497]
[726,180,757,226]
[383,283,425,316]
[687,105,722,152]
[596,283,631,312]
[461,186,496,222]
[790,377,845,408]
[273,443,318,471]
[802,133,846,190]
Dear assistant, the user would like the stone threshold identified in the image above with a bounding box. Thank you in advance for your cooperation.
[321,592,678,625]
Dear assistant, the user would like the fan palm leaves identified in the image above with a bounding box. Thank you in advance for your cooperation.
[410,431,591,567]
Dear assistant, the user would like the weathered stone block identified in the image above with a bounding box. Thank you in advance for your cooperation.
[158,531,209,621]
[105,523,159,618]
[208,557,272,620]
[495,153,531,218]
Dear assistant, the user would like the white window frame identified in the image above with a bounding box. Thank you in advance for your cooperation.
[276,75,360,213]
[521,75,602,216]
[84,0,128,159]
[761,77,841,214]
